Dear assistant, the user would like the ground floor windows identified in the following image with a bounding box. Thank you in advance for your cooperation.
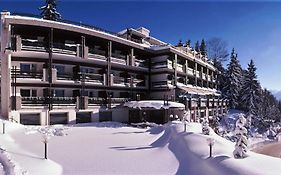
[50,113,68,125]
[20,113,40,125]
[76,112,91,123]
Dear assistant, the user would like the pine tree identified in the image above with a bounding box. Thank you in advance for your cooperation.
[225,48,243,109]
[200,39,207,57]
[213,58,228,97]
[177,39,184,47]
[195,41,200,53]
[256,89,281,132]
[40,0,61,21]
[241,60,261,115]
[233,114,248,158]
[185,40,191,47]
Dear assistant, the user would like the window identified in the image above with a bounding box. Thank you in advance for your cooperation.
[21,89,30,97]
[54,65,65,75]
[54,89,65,97]
[20,63,36,72]
[32,90,37,97]
[20,64,31,72]
[20,89,37,97]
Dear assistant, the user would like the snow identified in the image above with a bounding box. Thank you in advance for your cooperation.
[1,118,281,175]
[124,100,185,109]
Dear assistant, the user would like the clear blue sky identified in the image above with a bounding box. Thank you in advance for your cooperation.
[1,0,281,90]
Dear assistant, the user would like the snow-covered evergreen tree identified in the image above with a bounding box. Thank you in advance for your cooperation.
[213,58,228,97]
[233,114,248,158]
[40,0,61,21]
[200,39,207,57]
[241,59,261,115]
[225,48,243,109]
[202,116,210,135]
[256,89,281,132]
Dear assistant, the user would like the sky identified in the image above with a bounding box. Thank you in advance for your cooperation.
[1,0,281,90]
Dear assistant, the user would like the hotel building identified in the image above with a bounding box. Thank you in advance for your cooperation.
[0,11,228,125]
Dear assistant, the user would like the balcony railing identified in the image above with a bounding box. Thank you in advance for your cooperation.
[111,56,127,65]
[187,68,194,75]
[21,38,46,51]
[57,73,74,81]
[176,63,184,72]
[88,97,130,105]
[21,97,76,106]
[11,69,43,79]
[81,73,104,84]
[113,76,128,86]
[52,43,77,55]
[21,38,78,56]
[135,59,148,68]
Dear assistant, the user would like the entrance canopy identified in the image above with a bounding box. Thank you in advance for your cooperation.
[124,100,185,110]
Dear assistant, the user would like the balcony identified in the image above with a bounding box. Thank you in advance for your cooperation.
[88,97,130,106]
[21,97,76,107]
[52,43,77,55]
[176,63,184,72]
[88,48,107,61]
[12,70,43,80]
[111,56,127,65]
[202,73,206,80]
[200,99,207,107]
[196,70,200,78]
[113,76,129,87]
[207,75,211,81]
[21,38,79,56]
[21,38,46,52]
[82,73,104,85]
[57,73,74,81]
[152,80,172,88]
[135,59,148,69]
[187,68,194,76]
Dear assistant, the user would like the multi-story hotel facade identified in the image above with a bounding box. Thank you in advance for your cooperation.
[0,11,228,125]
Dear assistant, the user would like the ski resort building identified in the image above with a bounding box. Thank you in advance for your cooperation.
[0,11,228,125]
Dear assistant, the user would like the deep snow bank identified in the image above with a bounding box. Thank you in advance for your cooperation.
[163,121,281,175]
[0,119,63,175]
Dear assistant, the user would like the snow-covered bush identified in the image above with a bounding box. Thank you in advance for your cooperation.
[233,114,248,158]
[202,116,210,135]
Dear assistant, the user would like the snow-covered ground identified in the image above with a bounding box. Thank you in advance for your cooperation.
[0,119,281,175]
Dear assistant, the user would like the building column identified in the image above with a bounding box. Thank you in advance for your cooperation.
[185,60,188,85]
[174,54,177,86]
[107,41,112,86]
[130,48,135,66]
[211,71,214,89]
[201,66,203,88]
[195,61,198,86]
[206,67,209,88]
[1,12,12,119]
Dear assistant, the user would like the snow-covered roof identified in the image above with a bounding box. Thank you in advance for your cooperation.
[177,83,221,96]
[124,100,185,109]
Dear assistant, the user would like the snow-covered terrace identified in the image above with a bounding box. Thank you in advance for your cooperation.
[124,100,185,110]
